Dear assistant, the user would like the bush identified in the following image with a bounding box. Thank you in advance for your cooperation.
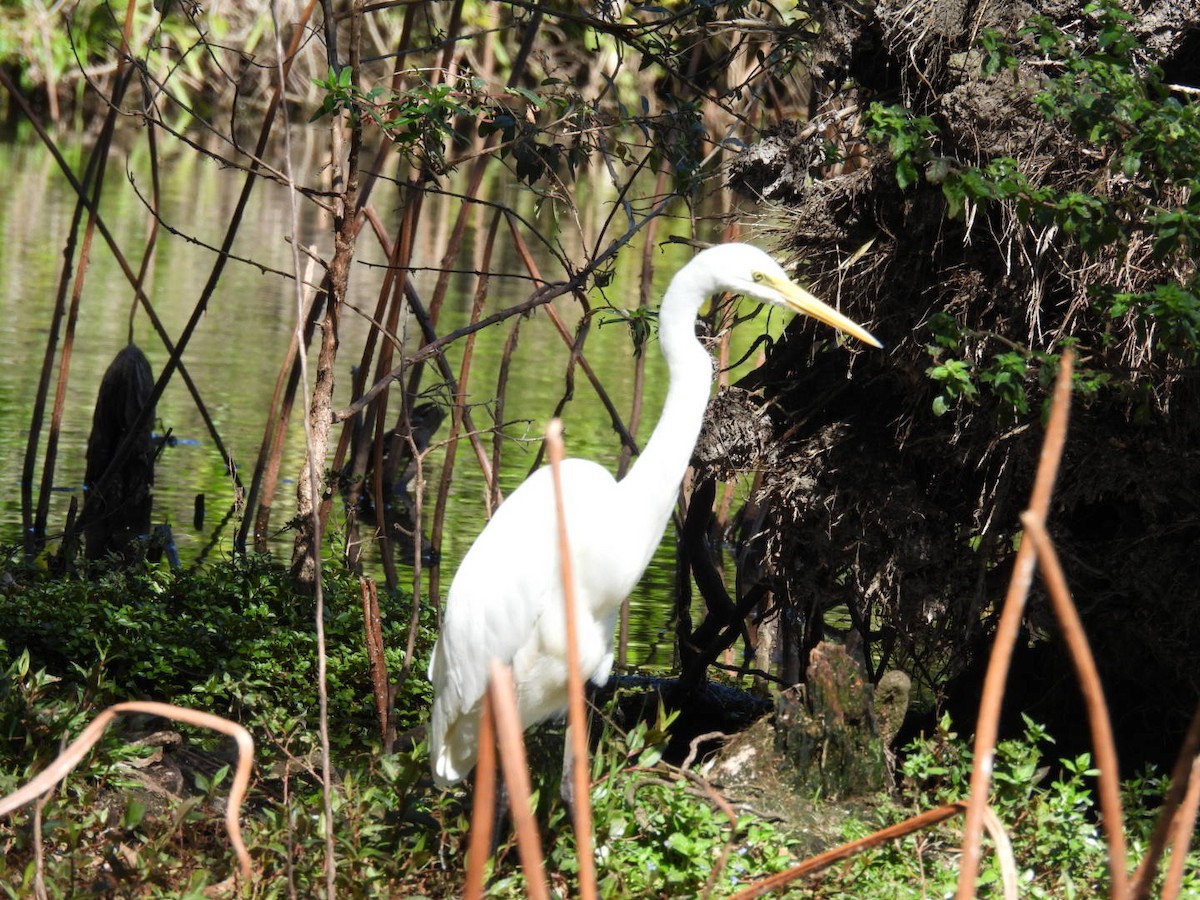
[0,555,434,761]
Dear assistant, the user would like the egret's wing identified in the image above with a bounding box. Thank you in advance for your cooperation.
[428,460,617,785]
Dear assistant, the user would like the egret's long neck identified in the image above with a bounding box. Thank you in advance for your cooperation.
[616,264,715,562]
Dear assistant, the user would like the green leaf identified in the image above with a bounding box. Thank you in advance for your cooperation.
[123,796,147,829]
[505,85,547,109]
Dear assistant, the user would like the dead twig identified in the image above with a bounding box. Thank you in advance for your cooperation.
[1161,753,1200,900]
[269,4,338,896]
[360,576,392,749]
[1130,701,1200,898]
[504,212,640,459]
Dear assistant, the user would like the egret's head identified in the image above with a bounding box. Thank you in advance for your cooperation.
[699,243,882,349]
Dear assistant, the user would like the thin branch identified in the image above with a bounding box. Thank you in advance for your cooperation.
[271,2,338,895]
[125,174,320,285]
[332,279,579,423]
[334,190,673,426]
[1129,700,1200,898]
[1161,753,1200,900]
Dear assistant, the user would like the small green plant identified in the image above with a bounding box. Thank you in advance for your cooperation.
[5,641,1199,898]
[599,305,659,358]
[861,103,937,190]
[824,714,1200,898]
[552,705,799,898]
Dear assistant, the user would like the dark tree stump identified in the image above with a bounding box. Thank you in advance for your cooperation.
[80,344,156,562]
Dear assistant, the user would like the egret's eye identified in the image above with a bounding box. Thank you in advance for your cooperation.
[752,271,765,283]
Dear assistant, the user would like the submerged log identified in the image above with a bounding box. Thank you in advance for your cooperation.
[79,344,156,562]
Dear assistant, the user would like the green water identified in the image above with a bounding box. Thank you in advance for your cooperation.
[0,135,784,669]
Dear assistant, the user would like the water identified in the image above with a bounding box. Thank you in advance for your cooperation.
[0,134,784,670]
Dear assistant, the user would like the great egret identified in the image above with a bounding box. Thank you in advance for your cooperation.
[428,243,880,787]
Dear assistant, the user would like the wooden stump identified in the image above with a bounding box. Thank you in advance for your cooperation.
[774,641,895,798]
[80,344,156,562]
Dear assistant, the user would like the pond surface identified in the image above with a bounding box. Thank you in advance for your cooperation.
[0,134,780,670]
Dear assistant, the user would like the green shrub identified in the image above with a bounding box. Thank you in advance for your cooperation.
[0,555,434,761]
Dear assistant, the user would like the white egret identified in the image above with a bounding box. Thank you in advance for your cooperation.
[428,243,880,787]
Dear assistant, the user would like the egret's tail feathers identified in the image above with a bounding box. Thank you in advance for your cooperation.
[432,750,472,788]
[429,703,480,788]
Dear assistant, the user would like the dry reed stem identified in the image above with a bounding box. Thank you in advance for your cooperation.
[240,258,323,552]
[1161,753,1200,899]
[956,349,1075,898]
[369,190,423,591]
[728,802,969,898]
[334,207,408,572]
[1021,512,1128,893]
[982,805,1020,900]
[545,418,599,900]
[32,793,49,900]
[464,693,498,899]
[1130,702,1200,897]
[0,701,255,881]
[487,661,550,900]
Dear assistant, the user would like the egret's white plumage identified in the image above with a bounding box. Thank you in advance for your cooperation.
[428,243,880,787]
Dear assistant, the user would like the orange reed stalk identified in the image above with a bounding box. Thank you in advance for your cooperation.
[464,692,498,899]
[1021,513,1128,894]
[545,419,599,899]
[956,350,1075,898]
[488,661,550,900]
